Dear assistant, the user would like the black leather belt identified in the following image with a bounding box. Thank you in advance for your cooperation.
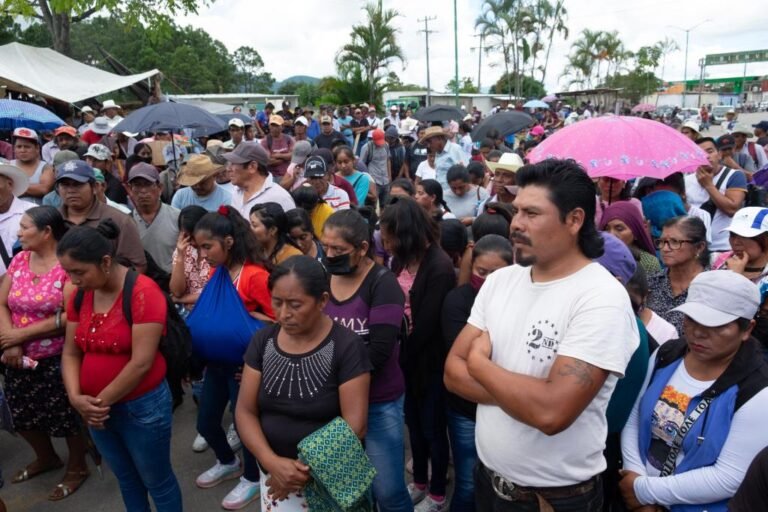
[481,462,597,503]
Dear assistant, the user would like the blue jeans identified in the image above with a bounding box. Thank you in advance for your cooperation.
[404,374,450,497]
[196,362,258,482]
[366,395,413,512]
[447,408,477,512]
[89,382,182,512]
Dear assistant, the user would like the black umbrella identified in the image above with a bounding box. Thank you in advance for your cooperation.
[112,102,227,135]
[471,111,534,142]
[414,104,464,122]
[218,113,253,126]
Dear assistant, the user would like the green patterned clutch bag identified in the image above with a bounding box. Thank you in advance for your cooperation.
[298,416,376,512]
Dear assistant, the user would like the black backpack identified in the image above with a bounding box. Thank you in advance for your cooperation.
[74,270,192,410]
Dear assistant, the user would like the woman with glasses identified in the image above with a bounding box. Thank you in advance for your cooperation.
[647,216,709,334]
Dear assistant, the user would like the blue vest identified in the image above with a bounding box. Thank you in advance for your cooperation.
[638,358,738,512]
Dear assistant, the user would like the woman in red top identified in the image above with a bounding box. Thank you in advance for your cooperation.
[58,219,182,512]
[192,205,273,510]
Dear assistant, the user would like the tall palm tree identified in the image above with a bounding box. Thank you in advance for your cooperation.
[335,3,405,103]
[567,29,605,87]
[601,31,631,80]
[540,0,568,87]
[476,0,515,97]
[655,36,680,83]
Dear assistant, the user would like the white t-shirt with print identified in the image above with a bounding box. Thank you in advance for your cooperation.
[468,262,639,487]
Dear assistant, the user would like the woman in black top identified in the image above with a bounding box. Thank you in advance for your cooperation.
[285,208,324,262]
[441,235,513,512]
[236,256,371,510]
[380,197,456,509]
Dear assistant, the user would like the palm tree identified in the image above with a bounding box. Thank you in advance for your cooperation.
[335,3,405,103]
[539,0,568,87]
[655,36,680,83]
[567,29,605,87]
[476,0,515,97]
[601,31,631,80]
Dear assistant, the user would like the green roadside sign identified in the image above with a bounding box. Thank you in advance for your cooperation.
[705,50,768,66]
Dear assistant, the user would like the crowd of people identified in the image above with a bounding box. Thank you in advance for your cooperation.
[0,96,768,512]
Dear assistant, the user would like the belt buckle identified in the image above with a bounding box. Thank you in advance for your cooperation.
[491,473,516,502]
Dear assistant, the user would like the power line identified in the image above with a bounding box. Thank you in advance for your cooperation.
[418,16,437,106]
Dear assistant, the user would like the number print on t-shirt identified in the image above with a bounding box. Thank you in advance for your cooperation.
[648,385,692,470]
[262,337,334,399]
[525,319,560,363]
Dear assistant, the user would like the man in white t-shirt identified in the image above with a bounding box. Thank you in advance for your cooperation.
[684,137,747,252]
[445,159,638,510]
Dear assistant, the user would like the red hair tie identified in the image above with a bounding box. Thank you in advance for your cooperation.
[486,208,497,214]
[217,205,229,216]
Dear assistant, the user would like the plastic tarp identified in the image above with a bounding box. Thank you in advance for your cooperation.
[170,98,237,115]
[0,42,159,104]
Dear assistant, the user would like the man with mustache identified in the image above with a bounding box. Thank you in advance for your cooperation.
[445,159,638,511]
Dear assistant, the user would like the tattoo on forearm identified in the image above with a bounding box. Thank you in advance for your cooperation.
[557,360,595,388]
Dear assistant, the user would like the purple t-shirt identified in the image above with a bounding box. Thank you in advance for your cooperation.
[324,264,405,403]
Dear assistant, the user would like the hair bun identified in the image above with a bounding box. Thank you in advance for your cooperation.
[96,218,121,240]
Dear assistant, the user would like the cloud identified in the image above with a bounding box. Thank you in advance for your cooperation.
[178,0,768,95]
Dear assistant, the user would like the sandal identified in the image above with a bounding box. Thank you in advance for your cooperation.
[48,470,90,501]
[11,459,64,483]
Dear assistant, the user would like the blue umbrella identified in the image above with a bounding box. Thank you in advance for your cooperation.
[112,102,227,135]
[0,99,65,131]
[523,99,550,109]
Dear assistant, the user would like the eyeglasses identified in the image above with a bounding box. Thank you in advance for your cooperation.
[654,238,695,250]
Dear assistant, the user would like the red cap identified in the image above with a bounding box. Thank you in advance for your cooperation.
[54,125,77,137]
[372,129,385,146]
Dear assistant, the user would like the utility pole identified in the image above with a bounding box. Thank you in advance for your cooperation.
[697,58,705,108]
[668,20,711,97]
[453,0,460,106]
[471,34,484,92]
[418,16,437,107]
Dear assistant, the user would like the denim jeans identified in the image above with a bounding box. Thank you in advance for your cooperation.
[366,395,413,512]
[89,382,182,512]
[196,362,258,482]
[404,374,450,497]
[474,462,603,512]
[447,408,477,512]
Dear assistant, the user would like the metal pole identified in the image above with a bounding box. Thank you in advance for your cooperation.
[683,30,689,89]
[742,61,748,105]
[418,17,436,107]
[454,0,459,106]
[478,35,483,92]
[698,58,705,108]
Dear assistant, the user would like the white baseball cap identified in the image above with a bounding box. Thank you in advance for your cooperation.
[672,271,759,327]
[228,118,245,129]
[681,120,700,133]
[722,207,768,238]
[294,116,309,126]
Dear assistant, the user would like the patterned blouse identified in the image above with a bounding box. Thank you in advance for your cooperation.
[6,251,68,360]
[171,245,211,297]
[646,269,705,335]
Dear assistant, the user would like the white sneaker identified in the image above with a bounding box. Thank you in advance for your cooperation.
[192,433,209,453]
[415,495,448,512]
[407,483,427,505]
[195,457,243,489]
[227,423,242,452]
[221,477,260,510]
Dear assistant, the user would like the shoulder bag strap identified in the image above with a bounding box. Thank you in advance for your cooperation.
[714,168,731,191]
[659,396,713,477]
[120,270,140,326]
[0,235,11,270]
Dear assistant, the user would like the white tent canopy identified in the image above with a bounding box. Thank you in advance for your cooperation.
[0,42,159,104]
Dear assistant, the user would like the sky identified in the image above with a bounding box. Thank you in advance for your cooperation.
[178,0,768,94]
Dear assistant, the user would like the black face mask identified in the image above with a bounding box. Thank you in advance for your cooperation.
[753,316,768,344]
[323,253,357,276]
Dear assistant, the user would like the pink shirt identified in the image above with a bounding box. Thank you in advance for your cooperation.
[261,134,295,178]
[396,269,417,333]
[7,251,68,359]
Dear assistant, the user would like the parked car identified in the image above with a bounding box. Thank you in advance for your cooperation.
[710,105,735,126]
[675,108,702,125]
[760,101,768,112]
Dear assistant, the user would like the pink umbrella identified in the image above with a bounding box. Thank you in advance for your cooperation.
[527,115,709,180]
[630,103,656,113]
[541,94,558,102]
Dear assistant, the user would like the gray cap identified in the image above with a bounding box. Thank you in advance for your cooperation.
[222,141,269,167]
[52,150,80,168]
[672,270,760,327]
[292,141,313,165]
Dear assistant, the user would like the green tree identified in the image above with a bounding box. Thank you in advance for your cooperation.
[296,83,321,107]
[0,15,23,45]
[489,72,545,98]
[602,70,660,103]
[277,81,302,95]
[3,0,207,55]
[232,46,273,93]
[446,77,479,94]
[655,36,680,83]
[335,3,405,103]
[538,0,568,87]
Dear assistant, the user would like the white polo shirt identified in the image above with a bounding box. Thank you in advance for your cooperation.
[232,179,296,219]
[468,262,638,487]
[0,196,35,274]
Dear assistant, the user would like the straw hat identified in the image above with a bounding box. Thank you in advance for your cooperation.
[486,152,525,174]
[178,154,223,187]
[0,159,30,197]
[418,126,448,144]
